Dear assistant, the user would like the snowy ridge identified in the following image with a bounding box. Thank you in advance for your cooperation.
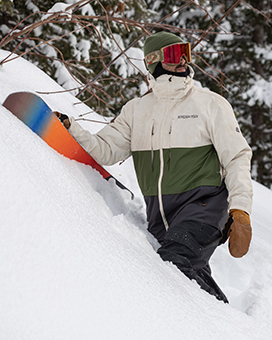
[1,49,272,339]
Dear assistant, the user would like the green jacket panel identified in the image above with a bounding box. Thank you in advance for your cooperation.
[132,145,221,196]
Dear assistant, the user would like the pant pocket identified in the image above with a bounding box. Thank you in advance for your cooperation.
[198,223,222,246]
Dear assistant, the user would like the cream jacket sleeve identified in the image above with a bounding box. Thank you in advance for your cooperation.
[208,94,253,215]
[68,105,132,166]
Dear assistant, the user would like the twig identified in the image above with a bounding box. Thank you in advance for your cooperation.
[192,0,243,50]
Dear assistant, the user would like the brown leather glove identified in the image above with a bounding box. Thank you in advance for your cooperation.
[220,209,252,258]
[54,111,71,129]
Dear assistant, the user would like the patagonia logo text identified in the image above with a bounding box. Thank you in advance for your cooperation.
[178,115,198,119]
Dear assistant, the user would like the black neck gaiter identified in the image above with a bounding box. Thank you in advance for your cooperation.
[152,62,190,79]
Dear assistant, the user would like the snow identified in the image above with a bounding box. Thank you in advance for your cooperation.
[215,21,234,42]
[1,49,272,339]
[243,76,272,107]
[41,2,73,21]
[111,34,146,79]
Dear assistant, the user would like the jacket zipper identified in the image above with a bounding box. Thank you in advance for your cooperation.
[151,121,155,171]
[168,120,173,170]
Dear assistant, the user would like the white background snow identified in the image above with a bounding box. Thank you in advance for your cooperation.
[1,48,272,339]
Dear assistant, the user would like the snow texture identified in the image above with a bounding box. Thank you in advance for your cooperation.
[41,2,73,21]
[1,49,272,339]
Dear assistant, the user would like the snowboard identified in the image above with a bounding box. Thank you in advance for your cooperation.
[2,91,134,199]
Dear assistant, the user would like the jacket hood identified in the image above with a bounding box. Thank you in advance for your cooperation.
[147,65,195,100]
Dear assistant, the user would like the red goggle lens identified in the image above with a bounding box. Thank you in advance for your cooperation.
[162,43,191,64]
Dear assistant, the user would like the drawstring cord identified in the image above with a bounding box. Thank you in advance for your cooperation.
[158,148,170,230]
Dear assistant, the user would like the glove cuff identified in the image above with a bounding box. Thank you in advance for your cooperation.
[230,209,250,225]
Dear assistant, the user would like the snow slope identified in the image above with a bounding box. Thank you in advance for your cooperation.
[1,49,272,339]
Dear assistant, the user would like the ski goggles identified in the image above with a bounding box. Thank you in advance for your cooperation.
[145,42,191,67]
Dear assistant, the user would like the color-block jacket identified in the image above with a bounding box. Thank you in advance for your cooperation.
[69,68,253,242]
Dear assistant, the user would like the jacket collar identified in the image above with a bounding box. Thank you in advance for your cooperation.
[147,65,194,100]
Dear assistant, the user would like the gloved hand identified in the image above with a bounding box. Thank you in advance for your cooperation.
[54,111,70,129]
[220,209,252,258]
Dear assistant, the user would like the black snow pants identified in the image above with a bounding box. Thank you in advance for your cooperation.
[157,221,228,303]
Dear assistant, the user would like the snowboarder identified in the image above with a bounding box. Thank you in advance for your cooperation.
[56,32,253,303]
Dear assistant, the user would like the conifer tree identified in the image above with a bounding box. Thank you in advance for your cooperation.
[193,0,272,188]
[0,0,154,116]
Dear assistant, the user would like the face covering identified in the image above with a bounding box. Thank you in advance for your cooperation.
[152,62,190,79]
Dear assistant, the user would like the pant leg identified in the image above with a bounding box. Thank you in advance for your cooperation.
[157,221,228,303]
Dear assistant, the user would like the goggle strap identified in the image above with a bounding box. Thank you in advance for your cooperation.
[145,50,161,66]
[187,44,191,63]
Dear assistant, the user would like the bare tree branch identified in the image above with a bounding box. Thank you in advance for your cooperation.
[1,0,271,117]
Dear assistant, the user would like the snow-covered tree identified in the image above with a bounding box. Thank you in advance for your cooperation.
[0,0,154,116]
[193,0,272,188]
